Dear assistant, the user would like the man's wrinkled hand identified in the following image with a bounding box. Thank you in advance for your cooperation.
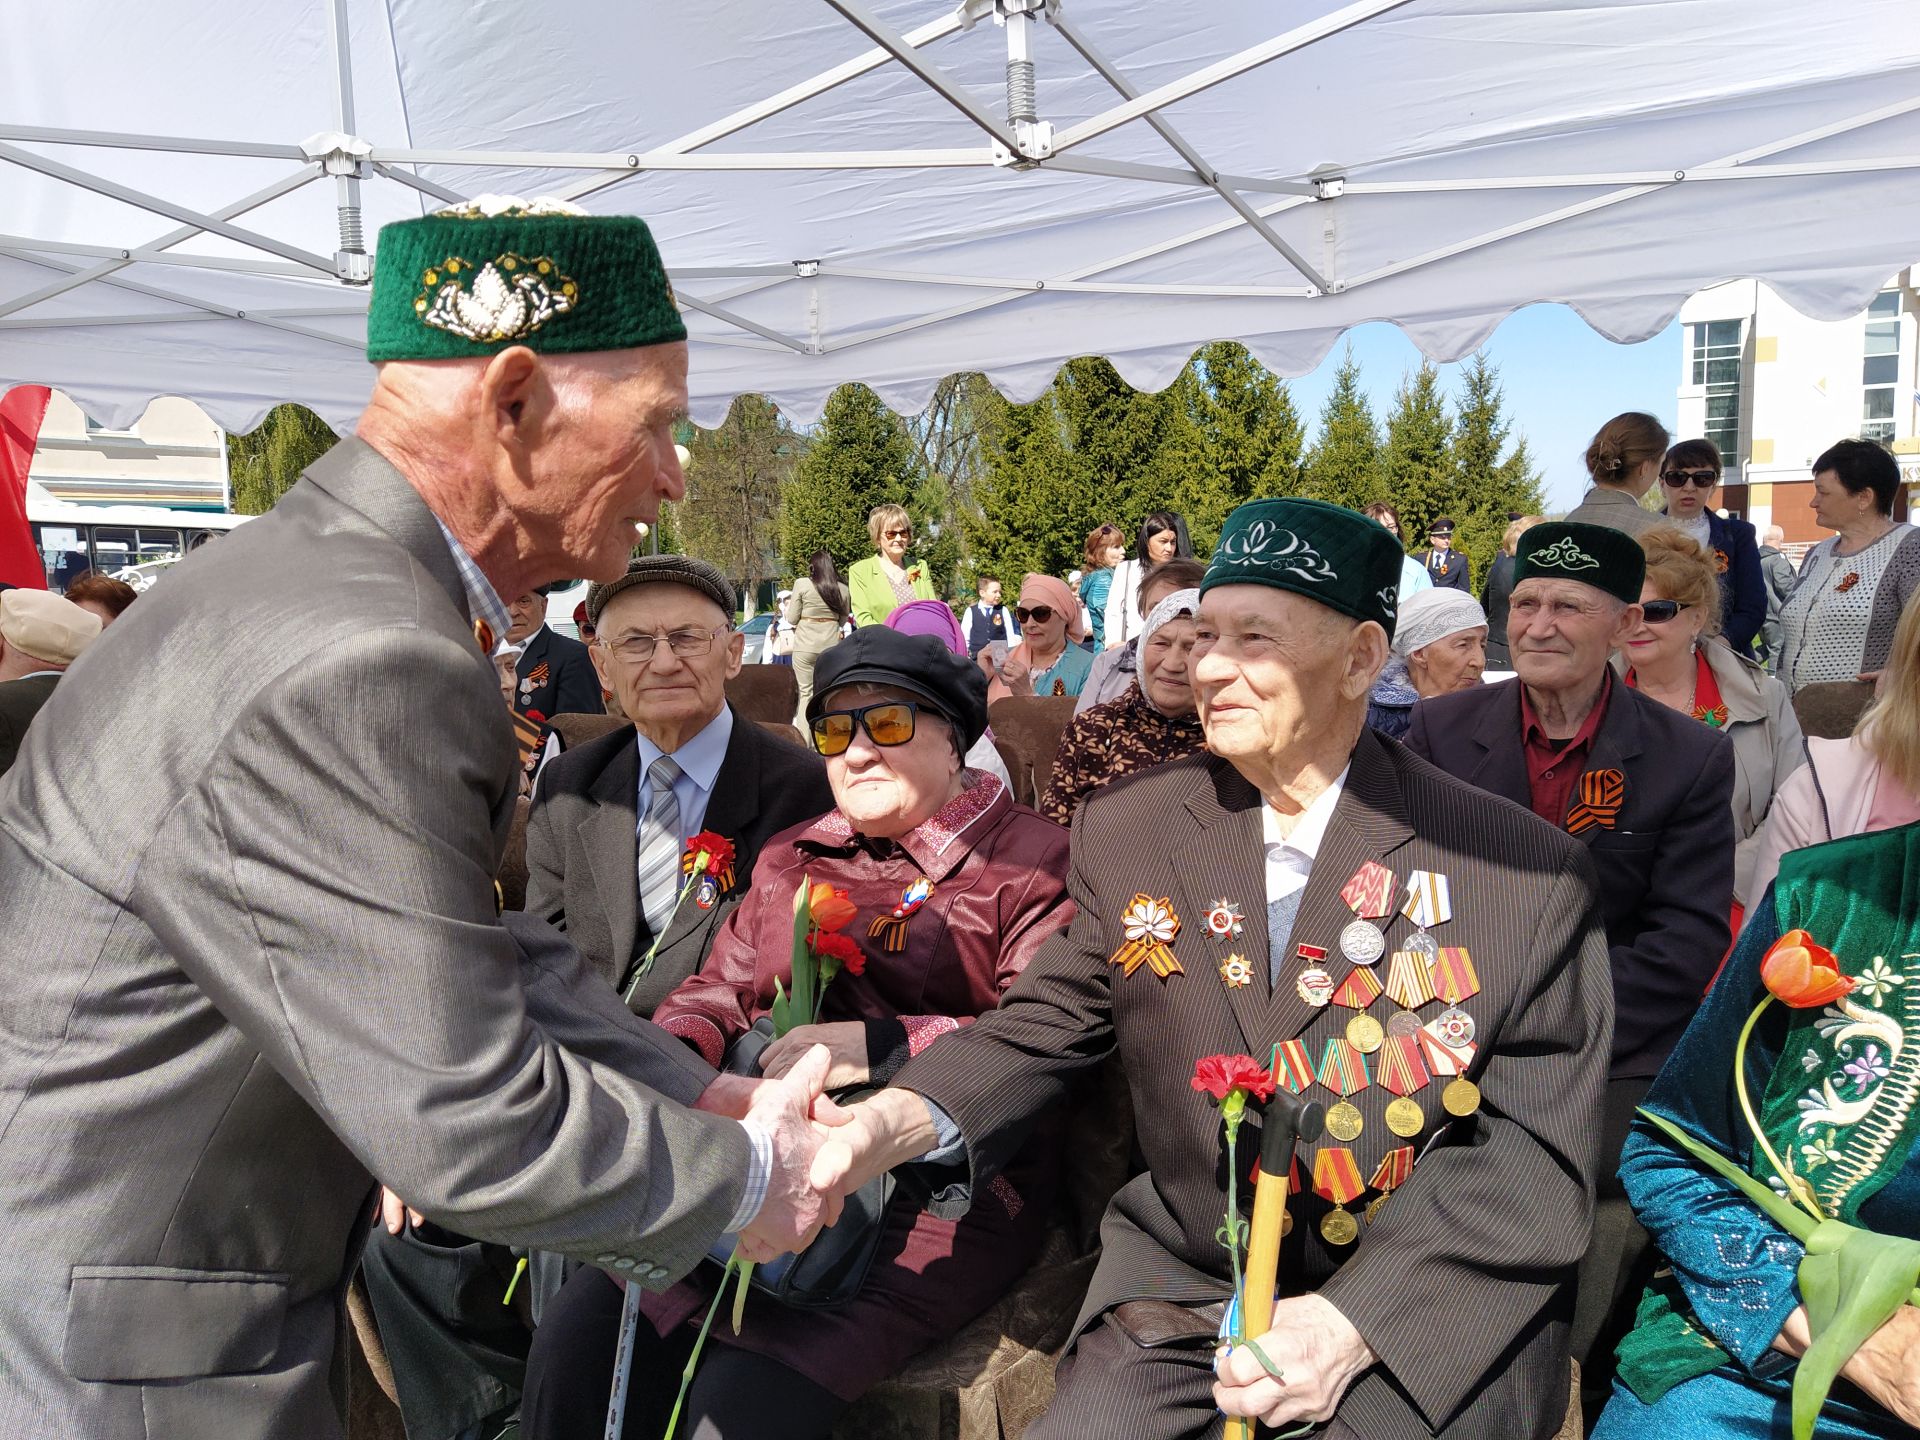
[1213,1294,1375,1427]
[762,1021,869,1089]
[732,1045,849,1263]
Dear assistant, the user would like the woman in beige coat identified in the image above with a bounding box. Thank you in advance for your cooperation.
[784,548,850,720]
[1621,527,1804,911]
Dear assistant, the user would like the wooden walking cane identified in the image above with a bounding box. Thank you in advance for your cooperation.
[1226,1089,1325,1440]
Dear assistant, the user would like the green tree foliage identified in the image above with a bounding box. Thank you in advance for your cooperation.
[226,404,339,514]
[1302,350,1382,514]
[678,394,802,600]
[779,384,922,579]
[1168,341,1305,553]
[1378,363,1454,542]
[1445,354,1546,583]
[962,384,1094,586]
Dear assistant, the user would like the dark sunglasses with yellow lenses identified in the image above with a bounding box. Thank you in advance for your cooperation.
[810,700,923,756]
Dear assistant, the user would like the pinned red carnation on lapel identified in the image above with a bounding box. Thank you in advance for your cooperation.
[1760,929,1853,1009]
[684,830,736,877]
[1191,1053,1277,1103]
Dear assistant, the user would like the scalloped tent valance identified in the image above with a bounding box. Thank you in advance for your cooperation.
[2,0,1917,433]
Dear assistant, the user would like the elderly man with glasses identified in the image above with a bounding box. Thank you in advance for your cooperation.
[362,555,835,1440]
[1404,521,1736,1427]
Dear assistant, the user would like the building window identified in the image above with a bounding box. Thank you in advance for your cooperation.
[1689,319,1742,466]
[1863,291,1900,446]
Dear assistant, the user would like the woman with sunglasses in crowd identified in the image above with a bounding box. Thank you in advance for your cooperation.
[846,503,937,628]
[1621,527,1802,922]
[1657,439,1766,656]
[520,628,1071,1440]
[980,572,1096,701]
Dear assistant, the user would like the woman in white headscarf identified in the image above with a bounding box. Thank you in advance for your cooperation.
[1367,589,1489,739]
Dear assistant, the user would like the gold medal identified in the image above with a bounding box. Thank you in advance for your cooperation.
[1325,1100,1364,1142]
[1321,1207,1359,1245]
[1364,1192,1391,1226]
[1385,1095,1425,1138]
[1442,1076,1482,1117]
[1345,1013,1385,1054]
[1281,1207,1294,1238]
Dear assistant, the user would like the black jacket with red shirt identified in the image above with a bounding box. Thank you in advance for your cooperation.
[1405,675,1734,1081]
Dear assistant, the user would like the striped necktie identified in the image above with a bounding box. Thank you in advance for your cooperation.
[635,755,685,939]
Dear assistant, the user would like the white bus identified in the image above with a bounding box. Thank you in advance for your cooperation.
[26,485,251,592]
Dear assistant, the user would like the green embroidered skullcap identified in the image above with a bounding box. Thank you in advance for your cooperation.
[1201,497,1404,639]
[367,196,687,361]
[1511,522,1645,606]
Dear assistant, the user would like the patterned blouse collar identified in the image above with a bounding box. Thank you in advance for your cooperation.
[800,769,1010,881]
[1120,678,1205,734]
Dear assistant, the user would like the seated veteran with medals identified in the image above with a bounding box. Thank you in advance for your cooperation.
[1595,823,1920,1439]
[1404,522,1737,1422]
[361,555,834,1440]
[814,498,1615,1440]
[519,626,1074,1440]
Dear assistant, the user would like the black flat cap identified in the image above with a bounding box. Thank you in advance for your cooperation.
[810,626,989,750]
[586,555,737,626]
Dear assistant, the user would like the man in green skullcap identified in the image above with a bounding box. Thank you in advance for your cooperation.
[1407,519,1735,1425]
[0,197,844,1440]
[820,498,1614,1439]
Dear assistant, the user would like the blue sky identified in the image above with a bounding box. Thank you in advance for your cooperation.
[1284,306,1682,514]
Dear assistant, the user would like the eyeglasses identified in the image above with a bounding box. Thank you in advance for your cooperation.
[1013,605,1055,624]
[1640,599,1694,624]
[883,528,913,540]
[810,700,923,757]
[597,626,729,662]
[1660,469,1719,488]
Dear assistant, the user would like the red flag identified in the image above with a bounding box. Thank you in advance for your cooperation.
[0,385,52,589]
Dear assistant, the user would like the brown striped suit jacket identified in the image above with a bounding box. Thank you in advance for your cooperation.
[896,728,1613,1439]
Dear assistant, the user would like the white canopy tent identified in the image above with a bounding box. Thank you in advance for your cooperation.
[2,0,1917,431]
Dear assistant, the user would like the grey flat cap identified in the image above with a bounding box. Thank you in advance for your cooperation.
[586,555,738,626]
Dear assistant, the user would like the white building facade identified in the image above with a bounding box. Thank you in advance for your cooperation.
[27,391,228,511]
[1676,268,1918,551]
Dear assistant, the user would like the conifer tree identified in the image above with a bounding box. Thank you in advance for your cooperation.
[1379,363,1455,546]
[780,383,921,577]
[961,386,1094,585]
[1302,349,1382,514]
[1446,354,1546,582]
[1171,341,1305,552]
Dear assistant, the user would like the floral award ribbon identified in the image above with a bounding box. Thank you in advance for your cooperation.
[1110,894,1183,980]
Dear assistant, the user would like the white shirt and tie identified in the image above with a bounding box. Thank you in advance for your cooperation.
[1261,766,1349,984]
[633,706,735,935]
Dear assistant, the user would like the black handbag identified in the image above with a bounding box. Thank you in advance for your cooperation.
[703,1018,895,1310]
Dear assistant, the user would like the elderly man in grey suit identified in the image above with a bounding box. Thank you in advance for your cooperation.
[0,201,845,1440]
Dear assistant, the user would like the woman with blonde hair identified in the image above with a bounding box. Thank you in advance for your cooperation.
[1750,587,1920,899]
[1482,514,1540,668]
[1566,412,1671,537]
[1621,527,1802,912]
[846,503,936,627]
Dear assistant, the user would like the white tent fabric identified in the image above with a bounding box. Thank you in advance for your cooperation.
[2,0,1917,431]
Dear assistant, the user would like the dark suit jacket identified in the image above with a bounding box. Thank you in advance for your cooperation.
[516,623,602,719]
[0,671,59,776]
[1405,677,1734,1081]
[1705,510,1765,656]
[898,730,1613,1440]
[522,708,835,1014]
[1419,547,1471,591]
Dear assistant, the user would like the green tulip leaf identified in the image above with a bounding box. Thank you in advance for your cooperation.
[1637,1110,1817,1241]
[770,977,791,1037]
[1790,1224,1920,1440]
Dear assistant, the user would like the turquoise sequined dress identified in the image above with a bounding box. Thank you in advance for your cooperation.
[1594,829,1920,1439]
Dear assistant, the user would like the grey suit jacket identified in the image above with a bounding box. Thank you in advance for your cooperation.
[523,710,834,1015]
[0,438,748,1440]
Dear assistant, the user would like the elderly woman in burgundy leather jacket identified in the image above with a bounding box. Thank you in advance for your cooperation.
[520,627,1073,1440]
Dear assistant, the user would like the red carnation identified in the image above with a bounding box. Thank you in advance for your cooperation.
[811,930,865,975]
[808,883,858,933]
[685,830,736,877]
[1191,1053,1277,1103]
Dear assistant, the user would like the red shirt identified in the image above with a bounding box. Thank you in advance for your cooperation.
[1519,671,1613,826]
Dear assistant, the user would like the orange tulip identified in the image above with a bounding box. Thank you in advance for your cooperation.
[1759,929,1854,1009]
[808,883,858,934]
